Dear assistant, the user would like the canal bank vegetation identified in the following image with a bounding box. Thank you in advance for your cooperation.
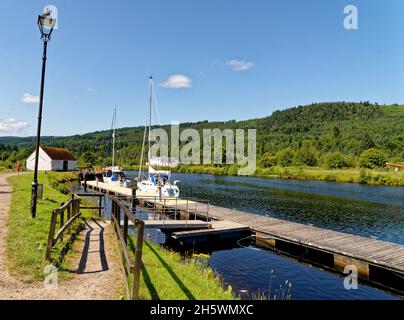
[128,239,235,300]
[173,165,404,186]
[6,172,94,282]
[1,103,403,185]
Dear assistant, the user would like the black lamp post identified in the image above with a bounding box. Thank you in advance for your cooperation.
[30,10,56,218]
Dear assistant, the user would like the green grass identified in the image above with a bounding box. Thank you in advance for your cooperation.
[381,104,404,117]
[128,239,235,300]
[6,172,92,282]
[256,166,404,186]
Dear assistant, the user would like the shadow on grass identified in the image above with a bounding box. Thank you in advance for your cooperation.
[43,198,58,203]
[141,262,160,300]
[128,238,195,300]
[144,241,195,300]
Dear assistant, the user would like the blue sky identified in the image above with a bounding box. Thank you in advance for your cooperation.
[0,0,403,137]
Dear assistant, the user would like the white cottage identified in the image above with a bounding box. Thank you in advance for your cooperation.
[26,146,77,171]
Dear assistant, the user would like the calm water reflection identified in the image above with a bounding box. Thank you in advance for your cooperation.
[167,173,404,245]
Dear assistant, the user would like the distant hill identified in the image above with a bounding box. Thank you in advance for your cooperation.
[1,102,403,167]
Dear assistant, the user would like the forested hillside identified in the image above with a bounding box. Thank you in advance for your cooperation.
[1,102,403,170]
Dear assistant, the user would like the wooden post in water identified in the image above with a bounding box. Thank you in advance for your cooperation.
[112,201,116,223]
[116,202,121,228]
[83,174,87,192]
[98,195,102,217]
[131,187,137,210]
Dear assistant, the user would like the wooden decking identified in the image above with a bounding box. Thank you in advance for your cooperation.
[143,220,210,230]
[84,180,134,196]
[135,196,404,273]
[172,220,250,240]
[207,204,404,273]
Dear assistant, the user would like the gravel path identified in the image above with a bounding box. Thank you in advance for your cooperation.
[0,173,123,300]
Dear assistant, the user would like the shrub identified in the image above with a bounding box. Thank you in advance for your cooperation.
[276,148,295,167]
[293,147,318,166]
[324,152,350,169]
[359,169,368,184]
[227,164,239,175]
[260,153,277,168]
[57,183,70,195]
[359,148,387,168]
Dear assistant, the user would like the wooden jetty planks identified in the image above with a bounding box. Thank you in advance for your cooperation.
[143,220,211,230]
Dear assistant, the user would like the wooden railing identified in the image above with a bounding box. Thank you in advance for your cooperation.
[45,198,81,261]
[74,192,105,217]
[136,195,210,223]
[111,197,145,300]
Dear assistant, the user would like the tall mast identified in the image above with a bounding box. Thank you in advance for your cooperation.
[112,107,116,168]
[138,76,153,180]
[147,76,153,179]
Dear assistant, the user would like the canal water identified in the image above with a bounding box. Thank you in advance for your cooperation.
[70,172,404,300]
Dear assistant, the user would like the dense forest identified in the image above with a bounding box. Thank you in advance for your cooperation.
[1,102,403,171]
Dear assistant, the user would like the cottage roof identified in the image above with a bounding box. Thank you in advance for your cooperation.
[41,146,77,161]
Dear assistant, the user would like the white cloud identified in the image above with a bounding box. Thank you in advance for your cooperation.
[159,74,192,89]
[87,88,96,92]
[21,93,39,104]
[0,118,29,133]
[226,59,255,71]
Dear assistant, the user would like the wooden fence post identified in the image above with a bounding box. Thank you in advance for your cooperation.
[123,211,128,244]
[116,202,121,228]
[45,209,58,261]
[66,203,71,234]
[75,198,81,215]
[131,222,144,300]
[60,202,65,241]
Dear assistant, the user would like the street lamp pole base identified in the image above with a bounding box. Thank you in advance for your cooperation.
[30,181,38,218]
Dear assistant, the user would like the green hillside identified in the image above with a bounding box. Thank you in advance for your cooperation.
[1,102,403,172]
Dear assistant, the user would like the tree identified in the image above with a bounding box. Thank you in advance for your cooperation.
[16,148,32,161]
[276,148,295,167]
[80,152,96,167]
[360,133,375,152]
[359,148,387,168]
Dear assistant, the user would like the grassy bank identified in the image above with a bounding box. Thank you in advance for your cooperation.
[6,172,91,282]
[255,166,404,186]
[125,164,403,186]
[128,239,235,300]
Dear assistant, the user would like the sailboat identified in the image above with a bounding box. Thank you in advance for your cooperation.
[137,76,180,198]
[102,108,131,188]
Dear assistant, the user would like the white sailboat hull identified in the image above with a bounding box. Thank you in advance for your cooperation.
[137,180,180,198]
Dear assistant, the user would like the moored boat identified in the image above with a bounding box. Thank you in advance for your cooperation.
[137,76,180,198]
[102,108,132,188]
[137,166,179,197]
